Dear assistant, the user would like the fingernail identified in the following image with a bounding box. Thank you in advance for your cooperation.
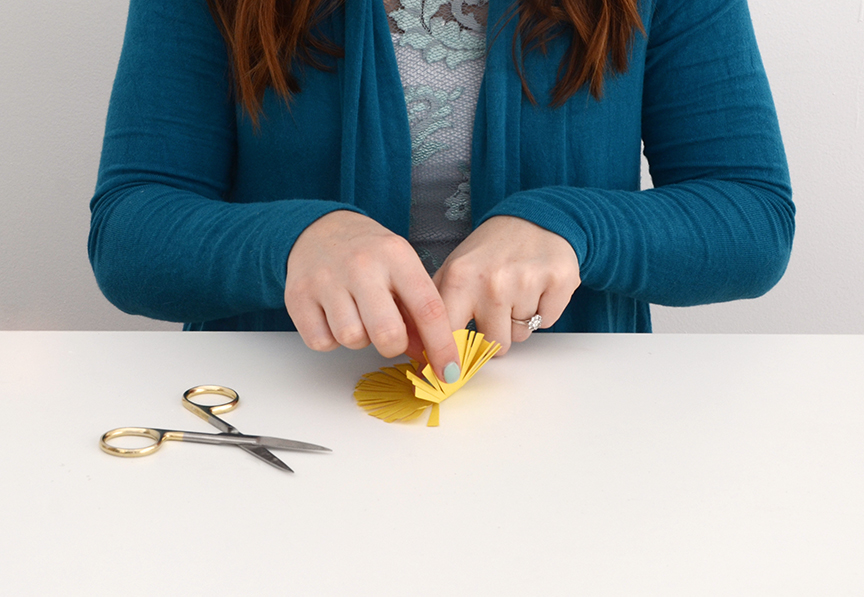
[443,361,461,384]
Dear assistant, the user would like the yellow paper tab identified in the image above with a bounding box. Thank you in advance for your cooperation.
[353,329,500,426]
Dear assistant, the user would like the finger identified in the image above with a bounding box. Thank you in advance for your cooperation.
[534,271,580,330]
[288,302,341,352]
[396,298,425,363]
[320,289,371,350]
[353,287,409,358]
[434,258,477,334]
[473,299,513,356]
[392,266,461,383]
[436,281,476,336]
[510,308,538,344]
[510,271,577,343]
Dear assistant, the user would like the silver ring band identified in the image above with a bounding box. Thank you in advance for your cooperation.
[511,314,542,332]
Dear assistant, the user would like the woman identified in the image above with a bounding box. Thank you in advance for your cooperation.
[89,0,794,383]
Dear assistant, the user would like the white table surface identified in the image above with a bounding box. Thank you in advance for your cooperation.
[0,332,862,595]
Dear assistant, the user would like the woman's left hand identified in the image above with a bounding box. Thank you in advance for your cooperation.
[433,216,581,355]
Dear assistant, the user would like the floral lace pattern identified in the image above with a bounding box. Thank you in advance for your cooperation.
[444,163,471,221]
[390,0,487,69]
[388,0,488,274]
[404,85,464,166]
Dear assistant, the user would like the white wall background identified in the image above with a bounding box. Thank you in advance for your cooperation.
[1,0,862,333]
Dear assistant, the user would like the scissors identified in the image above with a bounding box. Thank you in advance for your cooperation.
[100,385,330,473]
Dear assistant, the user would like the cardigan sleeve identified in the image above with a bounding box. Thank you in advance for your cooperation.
[478,0,795,307]
[88,0,361,323]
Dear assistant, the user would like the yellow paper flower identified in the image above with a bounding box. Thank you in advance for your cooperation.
[354,329,501,426]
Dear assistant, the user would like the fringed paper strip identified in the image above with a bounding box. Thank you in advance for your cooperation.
[354,329,501,426]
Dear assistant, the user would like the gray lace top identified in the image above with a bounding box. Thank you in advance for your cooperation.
[385,0,489,274]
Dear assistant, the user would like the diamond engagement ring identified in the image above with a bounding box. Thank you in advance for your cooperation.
[511,314,542,332]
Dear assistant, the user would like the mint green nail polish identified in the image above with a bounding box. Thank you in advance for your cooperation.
[444,362,460,384]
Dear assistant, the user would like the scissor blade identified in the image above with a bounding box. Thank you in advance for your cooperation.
[239,444,294,473]
[256,436,332,453]
[203,414,296,470]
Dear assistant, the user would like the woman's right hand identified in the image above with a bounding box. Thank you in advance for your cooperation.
[284,210,462,383]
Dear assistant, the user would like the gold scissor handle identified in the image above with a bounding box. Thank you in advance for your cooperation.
[182,385,239,422]
[100,427,183,458]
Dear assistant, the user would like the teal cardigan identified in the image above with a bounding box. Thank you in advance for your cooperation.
[89,0,794,332]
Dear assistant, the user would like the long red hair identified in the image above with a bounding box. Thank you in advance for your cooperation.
[206,0,644,122]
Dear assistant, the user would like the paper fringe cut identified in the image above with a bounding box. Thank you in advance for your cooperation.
[354,329,501,426]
